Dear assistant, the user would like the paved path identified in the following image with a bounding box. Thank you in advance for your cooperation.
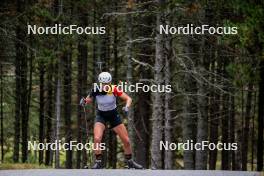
[0,169,261,176]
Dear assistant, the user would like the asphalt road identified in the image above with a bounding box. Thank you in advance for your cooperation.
[0,169,261,176]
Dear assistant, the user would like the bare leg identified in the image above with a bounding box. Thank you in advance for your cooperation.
[93,122,105,155]
[113,123,132,154]
[113,123,143,169]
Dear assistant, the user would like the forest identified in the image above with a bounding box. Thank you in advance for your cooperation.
[0,0,263,171]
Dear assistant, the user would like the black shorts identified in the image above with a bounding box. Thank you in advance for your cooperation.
[95,108,122,129]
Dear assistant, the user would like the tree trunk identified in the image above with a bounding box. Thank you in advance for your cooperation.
[234,86,243,170]
[251,91,257,171]
[182,35,198,169]
[75,1,89,168]
[134,1,153,168]
[126,2,136,159]
[76,39,88,168]
[135,84,151,169]
[221,92,230,169]
[0,62,4,162]
[45,62,53,166]
[164,19,173,169]
[108,8,118,168]
[230,93,236,170]
[26,37,33,143]
[195,14,210,171]
[195,1,214,170]
[55,64,61,168]
[151,0,165,169]
[209,53,220,170]
[221,58,230,170]
[39,61,45,165]
[236,129,242,170]
[14,0,28,163]
[182,76,197,170]
[257,59,264,171]
[76,43,82,169]
[54,0,63,168]
[182,1,200,170]
[0,0,7,164]
[63,52,72,168]
[81,54,88,169]
[20,45,28,163]
[195,66,209,169]
[242,83,253,170]
[19,8,29,165]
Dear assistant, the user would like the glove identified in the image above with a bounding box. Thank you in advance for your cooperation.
[122,106,129,116]
[80,97,86,106]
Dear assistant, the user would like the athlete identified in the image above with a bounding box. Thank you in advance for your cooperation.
[80,72,143,169]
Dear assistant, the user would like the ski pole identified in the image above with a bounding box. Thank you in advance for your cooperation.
[82,105,93,166]
[80,98,92,168]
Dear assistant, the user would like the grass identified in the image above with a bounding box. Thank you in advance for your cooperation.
[0,163,50,170]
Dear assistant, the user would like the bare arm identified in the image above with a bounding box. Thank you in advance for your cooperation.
[119,92,132,108]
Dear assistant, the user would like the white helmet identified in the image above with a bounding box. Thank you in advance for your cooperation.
[98,72,112,83]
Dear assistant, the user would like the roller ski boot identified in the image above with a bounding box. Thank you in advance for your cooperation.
[125,159,144,169]
[91,159,103,169]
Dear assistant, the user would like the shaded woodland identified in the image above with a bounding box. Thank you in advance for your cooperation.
[0,0,263,171]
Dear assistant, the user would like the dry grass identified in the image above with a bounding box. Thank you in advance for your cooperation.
[0,163,50,170]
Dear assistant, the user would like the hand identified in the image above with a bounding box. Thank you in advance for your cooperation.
[122,106,129,116]
[80,97,86,106]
